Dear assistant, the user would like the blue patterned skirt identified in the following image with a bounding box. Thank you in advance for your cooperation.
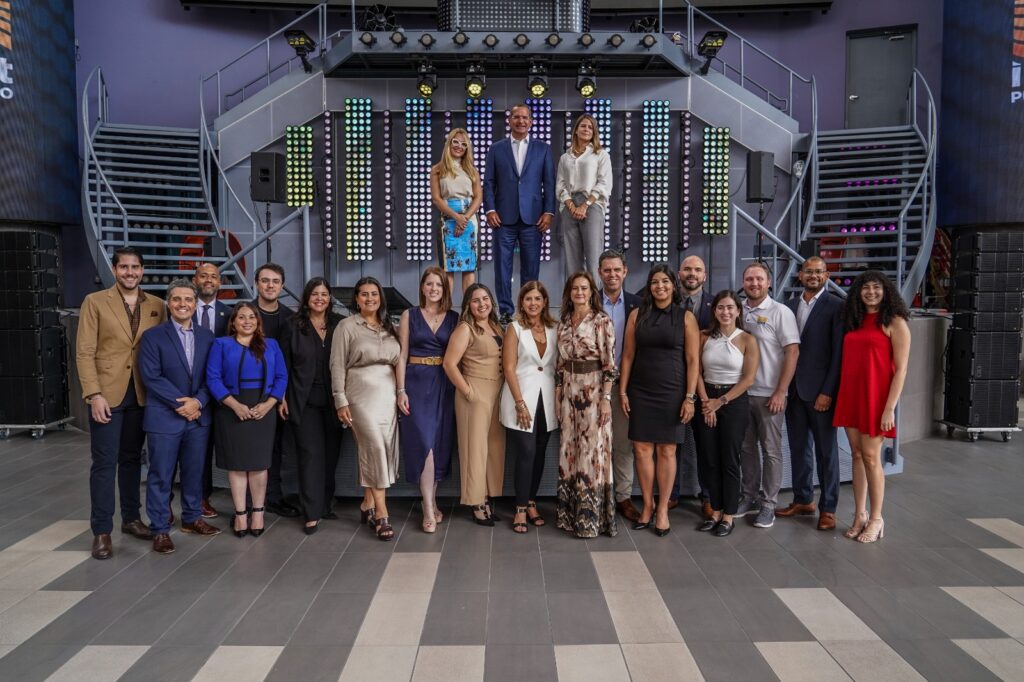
[441,198,477,273]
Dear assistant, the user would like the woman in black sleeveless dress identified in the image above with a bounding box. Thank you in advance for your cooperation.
[620,264,700,536]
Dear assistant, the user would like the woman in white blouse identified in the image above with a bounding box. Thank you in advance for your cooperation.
[556,115,612,280]
[499,281,558,533]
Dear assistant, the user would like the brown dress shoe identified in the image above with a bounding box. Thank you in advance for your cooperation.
[776,502,817,517]
[817,512,837,531]
[665,498,679,510]
[617,499,640,522]
[153,534,175,554]
[701,498,714,520]
[201,499,218,519]
[181,518,222,536]
[91,534,112,560]
[121,519,153,540]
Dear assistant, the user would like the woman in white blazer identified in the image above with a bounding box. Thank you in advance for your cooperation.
[500,281,559,534]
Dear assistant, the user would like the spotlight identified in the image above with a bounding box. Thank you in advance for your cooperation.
[697,30,727,74]
[545,33,562,47]
[527,60,548,98]
[285,29,316,73]
[465,62,486,98]
[483,33,499,48]
[390,30,407,46]
[417,61,437,98]
[514,33,530,48]
[639,34,657,49]
[452,30,469,46]
[419,33,435,48]
[359,31,376,46]
[608,33,624,48]
[578,33,594,47]
[576,61,597,99]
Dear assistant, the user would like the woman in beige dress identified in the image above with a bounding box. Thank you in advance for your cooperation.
[443,283,506,525]
[431,128,482,296]
[330,277,401,541]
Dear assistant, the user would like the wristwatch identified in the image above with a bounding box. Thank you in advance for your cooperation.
[602,393,612,402]
[685,393,697,403]
[720,395,730,405]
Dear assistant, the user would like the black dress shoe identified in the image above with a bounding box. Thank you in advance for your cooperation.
[121,519,153,541]
[265,500,300,518]
[697,519,718,532]
[713,520,734,537]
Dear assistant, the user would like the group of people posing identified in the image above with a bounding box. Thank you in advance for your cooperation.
[77,240,909,561]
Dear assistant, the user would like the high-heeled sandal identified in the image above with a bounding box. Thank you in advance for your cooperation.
[844,512,868,539]
[512,505,529,534]
[526,501,546,527]
[857,518,884,543]
[471,504,495,527]
[485,497,501,522]
[374,516,395,541]
[421,501,441,530]
[249,507,265,537]
[233,510,248,538]
[360,505,376,526]
[304,520,320,536]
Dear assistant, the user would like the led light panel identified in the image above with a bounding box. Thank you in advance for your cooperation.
[527,97,554,261]
[641,99,670,262]
[323,111,334,252]
[622,110,633,251]
[679,111,692,249]
[405,97,433,261]
[344,98,373,261]
[383,109,394,249]
[584,98,613,249]
[702,125,731,235]
[286,124,314,208]
[466,97,494,260]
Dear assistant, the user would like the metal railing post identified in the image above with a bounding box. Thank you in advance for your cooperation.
[729,206,738,287]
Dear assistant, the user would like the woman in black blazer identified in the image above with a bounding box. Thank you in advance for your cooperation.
[279,277,344,534]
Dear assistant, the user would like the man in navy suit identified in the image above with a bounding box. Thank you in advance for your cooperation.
[140,279,221,554]
[483,103,556,323]
[778,257,844,531]
[598,250,643,521]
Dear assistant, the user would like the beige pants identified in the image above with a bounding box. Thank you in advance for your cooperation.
[455,375,506,505]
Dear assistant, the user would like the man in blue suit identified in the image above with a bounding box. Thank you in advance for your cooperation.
[483,103,556,323]
[778,257,844,531]
[140,279,222,554]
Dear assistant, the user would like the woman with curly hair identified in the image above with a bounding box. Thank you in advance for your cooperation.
[832,271,911,544]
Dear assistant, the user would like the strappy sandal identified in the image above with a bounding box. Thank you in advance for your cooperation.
[526,501,546,527]
[360,505,376,526]
[249,507,265,537]
[374,516,395,541]
[512,505,529,534]
[233,510,248,538]
[844,512,868,539]
[857,518,884,543]
[471,504,495,527]
[485,497,501,522]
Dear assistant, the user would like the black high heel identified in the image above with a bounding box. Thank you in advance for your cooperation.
[233,510,248,538]
[471,504,495,527]
[304,521,320,535]
[249,507,265,537]
[653,525,672,537]
[526,501,546,527]
[512,505,529,534]
[633,516,652,531]
[485,497,501,522]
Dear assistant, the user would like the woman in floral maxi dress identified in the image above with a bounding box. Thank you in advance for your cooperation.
[555,271,618,538]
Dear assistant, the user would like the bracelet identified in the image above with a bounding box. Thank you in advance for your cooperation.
[396,388,407,395]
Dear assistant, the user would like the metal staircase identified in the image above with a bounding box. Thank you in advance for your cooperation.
[81,68,250,296]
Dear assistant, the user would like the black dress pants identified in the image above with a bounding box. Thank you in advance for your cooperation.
[694,386,749,515]
[509,395,551,506]
[291,395,342,522]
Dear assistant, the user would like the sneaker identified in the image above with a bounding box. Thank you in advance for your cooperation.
[734,498,758,518]
[753,506,775,529]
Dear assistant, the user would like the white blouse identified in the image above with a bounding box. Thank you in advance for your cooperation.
[499,321,558,433]
[556,145,613,214]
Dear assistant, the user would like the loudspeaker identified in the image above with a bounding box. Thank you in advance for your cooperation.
[0,250,59,271]
[952,311,1024,333]
[953,291,1024,312]
[0,270,61,293]
[746,151,775,202]
[955,230,1024,253]
[954,271,1024,293]
[0,375,68,424]
[956,250,1024,274]
[944,378,1020,428]
[947,330,1023,380]
[0,327,67,377]
[250,152,286,203]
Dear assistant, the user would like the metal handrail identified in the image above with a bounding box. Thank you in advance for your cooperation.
[898,68,938,302]
[80,67,129,287]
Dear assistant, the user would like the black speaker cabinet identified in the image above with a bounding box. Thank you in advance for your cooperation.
[746,151,775,202]
[947,330,1023,380]
[944,378,1021,428]
[955,231,1024,253]
[956,249,1024,274]
[0,270,61,293]
[0,327,66,377]
[952,311,1023,333]
[0,250,59,271]
[0,290,61,309]
[0,232,58,252]
[0,375,68,425]
[954,271,1024,293]
[250,152,286,203]
[953,291,1024,312]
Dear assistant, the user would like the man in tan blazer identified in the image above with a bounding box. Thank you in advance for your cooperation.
[77,247,166,560]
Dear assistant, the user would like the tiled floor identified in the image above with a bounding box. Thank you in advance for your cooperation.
[1,429,1024,681]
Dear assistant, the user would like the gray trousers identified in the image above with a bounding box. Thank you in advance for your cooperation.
[561,205,605,279]
[610,380,634,502]
[740,395,785,509]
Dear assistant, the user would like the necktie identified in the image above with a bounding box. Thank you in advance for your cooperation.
[685,297,694,313]
[202,305,212,331]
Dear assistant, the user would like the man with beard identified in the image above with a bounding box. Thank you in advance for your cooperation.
[778,257,844,531]
[77,247,166,559]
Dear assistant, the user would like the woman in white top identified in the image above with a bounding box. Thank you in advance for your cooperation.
[556,115,612,280]
[500,281,558,533]
[694,290,760,537]
[431,128,482,296]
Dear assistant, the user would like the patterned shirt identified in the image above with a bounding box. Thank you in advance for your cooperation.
[118,289,147,339]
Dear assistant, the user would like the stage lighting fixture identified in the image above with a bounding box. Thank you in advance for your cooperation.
[584,98,614,249]
[639,33,657,49]
[383,109,394,249]
[545,33,562,47]
[578,33,594,47]
[641,99,671,262]
[608,33,624,48]
[483,34,499,48]
[285,124,314,207]
[419,33,435,48]
[359,31,376,46]
[465,62,486,98]
[390,30,407,46]
[452,30,469,46]
[514,33,530,48]
[702,125,731,236]
[416,61,437,98]
[576,61,597,99]
[285,30,316,73]
[466,96,495,260]
[404,97,433,261]
[527,61,549,98]
[344,98,374,260]
[698,31,727,75]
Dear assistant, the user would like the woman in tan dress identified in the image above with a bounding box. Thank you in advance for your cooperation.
[443,283,506,525]
[555,271,618,538]
[330,277,401,541]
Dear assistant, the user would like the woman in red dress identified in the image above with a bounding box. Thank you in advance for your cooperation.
[832,271,911,543]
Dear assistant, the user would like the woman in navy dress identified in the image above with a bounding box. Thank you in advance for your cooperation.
[397,267,459,533]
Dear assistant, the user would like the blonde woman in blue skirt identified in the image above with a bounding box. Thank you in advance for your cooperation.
[431,128,483,296]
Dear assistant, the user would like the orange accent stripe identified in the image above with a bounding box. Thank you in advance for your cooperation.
[0,34,9,51]
[0,1,9,10]
[1015,29,1024,42]
[1015,44,1024,58]
[0,9,9,19]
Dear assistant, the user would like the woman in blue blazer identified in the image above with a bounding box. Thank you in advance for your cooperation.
[206,301,288,537]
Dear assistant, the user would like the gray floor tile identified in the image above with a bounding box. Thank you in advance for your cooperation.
[40,543,147,591]
[156,546,244,593]
[93,590,204,645]
[483,644,557,682]
[294,520,359,554]
[433,549,491,592]
[830,586,944,641]
[24,587,149,646]
[0,643,83,681]
[394,522,448,553]
[119,644,217,682]
[489,551,544,592]
[320,551,389,593]
[537,527,592,553]
[264,551,338,593]
[265,644,352,682]
[438,519,494,554]
[659,587,751,642]
[289,592,374,646]
[485,591,551,645]
[541,551,599,592]
[787,548,879,588]
[223,590,317,646]
[547,591,618,645]
[739,549,823,588]
[687,639,779,681]
[718,587,815,642]
[640,548,711,591]
[690,546,768,589]
[889,586,1008,639]
[155,588,261,646]
[887,638,1002,682]
[420,590,489,645]
[932,546,1024,586]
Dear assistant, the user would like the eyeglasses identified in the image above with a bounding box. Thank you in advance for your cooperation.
[450,140,467,148]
